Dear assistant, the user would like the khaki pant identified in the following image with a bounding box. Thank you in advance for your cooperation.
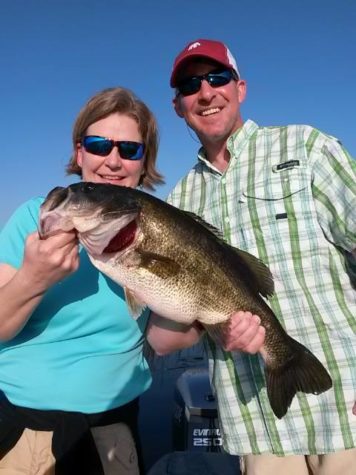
[0,423,140,475]
[240,448,356,475]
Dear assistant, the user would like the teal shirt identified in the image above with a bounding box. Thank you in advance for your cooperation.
[0,197,152,413]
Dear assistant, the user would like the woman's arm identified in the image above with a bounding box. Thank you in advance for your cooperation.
[0,230,79,341]
[147,310,265,356]
[146,312,203,355]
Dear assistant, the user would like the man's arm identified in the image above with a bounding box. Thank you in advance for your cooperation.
[353,248,356,415]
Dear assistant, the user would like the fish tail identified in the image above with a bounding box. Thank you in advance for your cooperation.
[265,338,332,419]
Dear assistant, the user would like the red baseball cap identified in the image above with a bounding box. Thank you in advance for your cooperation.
[170,39,240,87]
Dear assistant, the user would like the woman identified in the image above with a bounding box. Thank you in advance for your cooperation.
[0,87,164,475]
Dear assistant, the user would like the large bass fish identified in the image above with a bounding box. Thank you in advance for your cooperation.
[40,182,332,418]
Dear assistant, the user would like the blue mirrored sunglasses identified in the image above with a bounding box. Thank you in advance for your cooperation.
[82,136,145,160]
[176,68,238,97]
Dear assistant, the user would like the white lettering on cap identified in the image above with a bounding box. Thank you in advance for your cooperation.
[187,42,201,51]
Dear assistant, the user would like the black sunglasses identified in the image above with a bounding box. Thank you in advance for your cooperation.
[82,136,145,160]
[176,68,238,97]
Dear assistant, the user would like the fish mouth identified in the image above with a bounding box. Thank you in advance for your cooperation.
[39,210,69,237]
[78,213,138,257]
[102,219,137,254]
[40,206,138,257]
[39,187,73,237]
[40,185,139,256]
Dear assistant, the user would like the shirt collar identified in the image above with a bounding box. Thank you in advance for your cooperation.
[197,119,259,171]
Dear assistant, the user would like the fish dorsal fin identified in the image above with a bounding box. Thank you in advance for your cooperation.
[124,287,146,320]
[182,211,225,239]
[224,245,274,297]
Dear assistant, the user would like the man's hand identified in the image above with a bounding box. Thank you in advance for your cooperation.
[216,311,265,354]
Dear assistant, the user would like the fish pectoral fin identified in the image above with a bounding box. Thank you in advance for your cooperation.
[139,251,181,278]
[124,287,146,319]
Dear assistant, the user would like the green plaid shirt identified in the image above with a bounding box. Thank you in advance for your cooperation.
[167,120,356,455]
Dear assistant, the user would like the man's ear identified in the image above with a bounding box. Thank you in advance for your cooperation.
[237,80,247,104]
[173,95,184,118]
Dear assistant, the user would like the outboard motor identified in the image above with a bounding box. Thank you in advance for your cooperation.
[172,367,223,452]
[147,367,240,475]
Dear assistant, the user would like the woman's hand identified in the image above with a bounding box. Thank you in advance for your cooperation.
[0,230,80,341]
[20,230,80,293]
[215,311,265,354]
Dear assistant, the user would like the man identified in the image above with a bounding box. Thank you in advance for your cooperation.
[148,39,356,474]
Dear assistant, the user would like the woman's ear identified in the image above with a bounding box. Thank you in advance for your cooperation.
[76,143,83,168]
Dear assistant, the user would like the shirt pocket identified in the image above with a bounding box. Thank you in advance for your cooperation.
[243,168,308,204]
[237,169,313,249]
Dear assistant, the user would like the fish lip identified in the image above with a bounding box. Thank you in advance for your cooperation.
[39,212,59,237]
[39,210,75,238]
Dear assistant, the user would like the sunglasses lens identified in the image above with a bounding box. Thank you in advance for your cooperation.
[82,137,144,160]
[177,69,234,96]
[118,142,145,160]
[177,78,201,96]
[83,136,113,156]
[208,71,231,87]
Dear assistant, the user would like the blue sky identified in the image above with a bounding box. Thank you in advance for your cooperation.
[1,0,355,226]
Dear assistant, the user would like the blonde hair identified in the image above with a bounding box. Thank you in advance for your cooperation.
[66,87,164,190]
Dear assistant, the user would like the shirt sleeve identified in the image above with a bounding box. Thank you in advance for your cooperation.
[0,198,42,269]
[309,134,356,252]
[166,176,187,208]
